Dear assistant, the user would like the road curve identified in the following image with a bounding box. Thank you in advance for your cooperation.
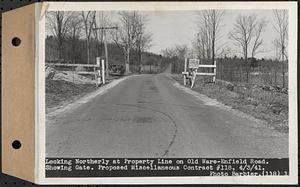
[46,73,288,158]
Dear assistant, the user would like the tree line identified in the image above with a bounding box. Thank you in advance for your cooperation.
[46,11,153,74]
[161,10,288,87]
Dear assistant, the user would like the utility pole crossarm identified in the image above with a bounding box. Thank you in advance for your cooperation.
[93,26,118,30]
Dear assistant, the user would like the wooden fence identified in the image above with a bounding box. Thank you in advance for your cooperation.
[182,58,216,88]
[46,57,105,87]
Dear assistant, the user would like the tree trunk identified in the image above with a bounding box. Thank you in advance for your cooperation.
[58,39,63,61]
[282,48,285,88]
[125,48,130,74]
[211,37,215,82]
[212,36,215,65]
[86,40,90,64]
[138,46,142,74]
[274,68,277,86]
[245,46,249,82]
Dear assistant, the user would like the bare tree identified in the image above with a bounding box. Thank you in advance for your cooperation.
[174,45,189,60]
[195,10,225,64]
[134,14,152,72]
[193,27,209,60]
[111,11,141,74]
[174,45,188,73]
[273,10,288,88]
[161,45,188,73]
[161,48,177,59]
[229,14,258,81]
[161,45,188,60]
[251,19,268,58]
[46,11,73,60]
[67,12,83,63]
[81,11,96,64]
[229,14,257,61]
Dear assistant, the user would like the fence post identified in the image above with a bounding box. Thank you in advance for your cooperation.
[101,59,105,84]
[191,69,197,88]
[213,60,216,83]
[183,58,187,86]
[96,57,101,87]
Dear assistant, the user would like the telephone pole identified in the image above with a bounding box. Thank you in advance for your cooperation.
[93,26,118,78]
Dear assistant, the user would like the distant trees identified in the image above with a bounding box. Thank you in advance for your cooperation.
[45,10,289,84]
[229,14,268,81]
[46,11,73,60]
[46,10,154,73]
[273,10,288,61]
[230,14,254,61]
[251,18,268,58]
[112,11,139,74]
[68,12,83,63]
[135,15,153,72]
[81,11,96,64]
[194,10,225,64]
[273,10,288,88]
[161,45,188,73]
[229,14,268,60]
[161,45,188,60]
[111,11,152,74]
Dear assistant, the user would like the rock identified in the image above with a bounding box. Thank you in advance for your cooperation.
[226,83,234,91]
[216,79,234,91]
[261,85,271,91]
[271,106,282,115]
[246,97,258,106]
[46,66,56,80]
[281,88,288,94]
[275,86,281,91]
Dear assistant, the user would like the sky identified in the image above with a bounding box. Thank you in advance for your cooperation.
[141,10,279,59]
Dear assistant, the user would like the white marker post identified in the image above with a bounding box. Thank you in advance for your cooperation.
[183,58,187,86]
[213,60,216,83]
[96,57,101,87]
[191,69,197,88]
[101,59,105,84]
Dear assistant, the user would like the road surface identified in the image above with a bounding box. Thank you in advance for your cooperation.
[46,70,288,158]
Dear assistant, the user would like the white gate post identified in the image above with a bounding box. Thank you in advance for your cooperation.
[213,60,216,83]
[191,69,197,88]
[96,57,101,87]
[101,59,105,84]
[183,58,187,86]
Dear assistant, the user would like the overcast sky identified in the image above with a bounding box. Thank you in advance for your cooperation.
[141,10,279,59]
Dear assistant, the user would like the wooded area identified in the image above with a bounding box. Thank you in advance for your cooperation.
[45,11,168,74]
[161,10,288,88]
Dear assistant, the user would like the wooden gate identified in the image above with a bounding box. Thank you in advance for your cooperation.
[182,58,216,88]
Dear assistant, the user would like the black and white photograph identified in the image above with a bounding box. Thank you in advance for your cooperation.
[41,1,297,184]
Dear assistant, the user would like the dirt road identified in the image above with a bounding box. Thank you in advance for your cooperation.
[46,71,288,158]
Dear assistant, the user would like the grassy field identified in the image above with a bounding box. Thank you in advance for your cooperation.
[171,74,288,133]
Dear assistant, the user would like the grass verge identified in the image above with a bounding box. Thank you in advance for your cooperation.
[171,74,288,133]
[46,80,97,113]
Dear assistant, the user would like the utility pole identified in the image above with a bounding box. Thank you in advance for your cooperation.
[93,26,118,78]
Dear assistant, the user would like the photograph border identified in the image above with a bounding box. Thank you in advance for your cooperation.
[37,1,298,184]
